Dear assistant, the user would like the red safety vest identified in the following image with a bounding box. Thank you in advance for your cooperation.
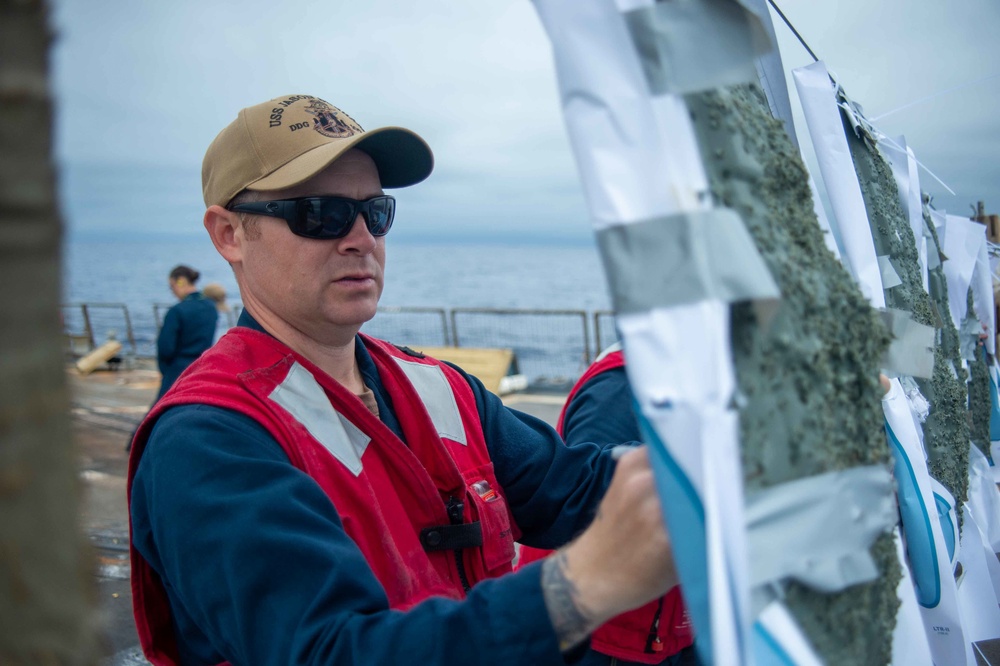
[518,350,694,663]
[127,329,518,666]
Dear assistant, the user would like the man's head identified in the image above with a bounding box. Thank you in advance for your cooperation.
[201,95,433,348]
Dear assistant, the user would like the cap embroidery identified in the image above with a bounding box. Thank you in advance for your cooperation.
[305,99,363,139]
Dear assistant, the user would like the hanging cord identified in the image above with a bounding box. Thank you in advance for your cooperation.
[766,0,819,62]
[766,0,967,200]
[870,72,1000,121]
[875,135,957,196]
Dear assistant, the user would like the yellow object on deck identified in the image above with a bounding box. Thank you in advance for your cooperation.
[76,340,123,375]
[412,346,517,395]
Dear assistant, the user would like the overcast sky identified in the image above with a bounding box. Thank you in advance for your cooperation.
[50,0,1000,241]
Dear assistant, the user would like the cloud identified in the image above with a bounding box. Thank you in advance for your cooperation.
[51,0,1000,239]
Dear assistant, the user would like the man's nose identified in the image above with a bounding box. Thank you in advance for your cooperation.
[339,213,377,251]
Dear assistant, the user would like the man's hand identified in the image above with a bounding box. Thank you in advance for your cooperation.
[541,446,676,651]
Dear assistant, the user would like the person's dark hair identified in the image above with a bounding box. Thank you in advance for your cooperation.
[169,265,200,284]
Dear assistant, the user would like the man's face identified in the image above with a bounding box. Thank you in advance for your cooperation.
[233,149,387,346]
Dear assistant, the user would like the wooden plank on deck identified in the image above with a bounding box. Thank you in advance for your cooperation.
[412,346,515,395]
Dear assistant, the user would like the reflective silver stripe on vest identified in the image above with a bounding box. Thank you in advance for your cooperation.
[391,356,468,446]
[268,361,371,476]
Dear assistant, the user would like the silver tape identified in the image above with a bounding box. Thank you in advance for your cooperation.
[745,464,896,593]
[624,0,771,95]
[879,309,936,379]
[877,255,903,290]
[596,208,779,314]
[960,316,983,362]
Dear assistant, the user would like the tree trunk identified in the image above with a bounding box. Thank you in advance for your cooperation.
[0,0,100,662]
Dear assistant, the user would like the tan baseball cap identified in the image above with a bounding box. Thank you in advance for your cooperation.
[202,94,434,207]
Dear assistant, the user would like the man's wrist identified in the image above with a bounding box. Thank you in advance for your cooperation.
[540,549,600,652]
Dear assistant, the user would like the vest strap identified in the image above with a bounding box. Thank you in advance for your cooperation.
[419,522,484,551]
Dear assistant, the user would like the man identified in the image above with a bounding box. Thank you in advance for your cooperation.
[128,94,675,665]
[518,344,698,666]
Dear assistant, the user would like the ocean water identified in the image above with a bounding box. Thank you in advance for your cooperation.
[62,234,614,383]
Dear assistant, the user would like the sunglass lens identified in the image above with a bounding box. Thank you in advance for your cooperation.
[368,197,394,236]
[295,197,393,238]
[301,198,354,238]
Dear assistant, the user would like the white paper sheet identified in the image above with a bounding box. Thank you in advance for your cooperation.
[881,136,929,292]
[891,527,934,666]
[883,378,974,665]
[990,362,1000,447]
[740,0,797,147]
[792,61,884,308]
[956,506,1000,642]
[967,443,1000,554]
[941,214,987,332]
[620,303,749,665]
[972,231,995,354]
[536,0,707,226]
[532,2,750,662]
[534,3,835,663]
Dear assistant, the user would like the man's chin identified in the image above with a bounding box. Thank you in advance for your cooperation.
[328,304,379,330]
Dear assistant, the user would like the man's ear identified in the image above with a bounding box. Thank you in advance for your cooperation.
[204,205,243,264]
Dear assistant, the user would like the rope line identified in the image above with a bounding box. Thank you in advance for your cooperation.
[766,0,819,62]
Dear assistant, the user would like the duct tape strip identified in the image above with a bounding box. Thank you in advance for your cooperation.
[924,217,942,270]
[623,0,771,95]
[745,464,896,593]
[961,316,984,362]
[880,308,936,379]
[878,255,903,290]
[597,209,780,314]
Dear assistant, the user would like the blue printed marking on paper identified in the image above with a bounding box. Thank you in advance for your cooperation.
[637,405,712,665]
[933,493,956,563]
[751,621,796,666]
[989,366,1000,443]
[885,421,941,608]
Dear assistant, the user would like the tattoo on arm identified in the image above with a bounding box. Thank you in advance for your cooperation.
[541,551,596,652]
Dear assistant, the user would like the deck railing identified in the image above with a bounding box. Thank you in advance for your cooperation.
[61,303,137,353]
[62,302,622,387]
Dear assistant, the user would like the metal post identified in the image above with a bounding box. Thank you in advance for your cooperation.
[122,305,136,353]
[449,309,460,347]
[438,309,450,347]
[593,311,603,360]
[80,303,94,348]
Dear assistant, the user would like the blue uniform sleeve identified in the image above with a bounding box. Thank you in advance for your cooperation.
[157,306,180,367]
[560,367,641,446]
[441,363,621,550]
[131,405,566,666]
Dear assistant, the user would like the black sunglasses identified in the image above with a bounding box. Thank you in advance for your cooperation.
[228,195,395,240]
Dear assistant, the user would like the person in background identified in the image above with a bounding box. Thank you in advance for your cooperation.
[518,343,699,666]
[200,282,232,343]
[127,94,677,665]
[155,265,217,400]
